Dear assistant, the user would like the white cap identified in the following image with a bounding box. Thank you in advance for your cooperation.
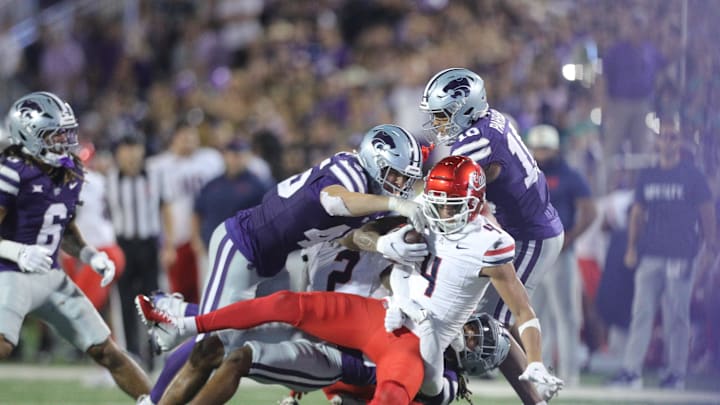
[526,124,559,150]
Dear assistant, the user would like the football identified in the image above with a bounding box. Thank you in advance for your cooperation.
[403,228,424,244]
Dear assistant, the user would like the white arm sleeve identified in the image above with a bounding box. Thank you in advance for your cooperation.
[320,191,353,217]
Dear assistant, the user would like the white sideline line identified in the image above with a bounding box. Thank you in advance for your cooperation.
[0,365,718,404]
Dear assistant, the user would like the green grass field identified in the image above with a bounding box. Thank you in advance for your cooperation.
[1,364,719,405]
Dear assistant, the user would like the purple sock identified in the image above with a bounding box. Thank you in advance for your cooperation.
[185,303,199,316]
[150,339,196,403]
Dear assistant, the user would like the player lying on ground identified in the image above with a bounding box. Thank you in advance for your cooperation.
[138,156,562,405]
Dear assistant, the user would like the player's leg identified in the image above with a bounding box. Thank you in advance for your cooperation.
[544,249,582,385]
[155,222,280,403]
[191,291,382,350]
[159,335,225,405]
[38,271,150,398]
[86,338,151,398]
[187,344,252,405]
[0,271,54,359]
[369,333,424,405]
[191,339,344,404]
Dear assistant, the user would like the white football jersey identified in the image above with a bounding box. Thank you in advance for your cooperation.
[405,215,515,348]
[305,242,391,298]
[153,148,225,245]
[76,170,116,247]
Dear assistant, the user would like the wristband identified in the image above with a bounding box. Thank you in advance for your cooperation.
[0,239,24,262]
[518,317,541,337]
[79,246,98,264]
[387,196,400,211]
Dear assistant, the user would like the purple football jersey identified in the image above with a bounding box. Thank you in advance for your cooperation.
[450,109,563,240]
[225,152,386,276]
[0,155,83,272]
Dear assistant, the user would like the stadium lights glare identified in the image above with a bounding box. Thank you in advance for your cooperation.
[562,64,576,81]
[562,64,585,82]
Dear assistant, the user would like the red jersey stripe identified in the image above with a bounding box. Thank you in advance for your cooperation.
[485,244,515,256]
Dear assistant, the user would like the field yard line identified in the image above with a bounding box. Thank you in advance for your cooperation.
[0,365,718,404]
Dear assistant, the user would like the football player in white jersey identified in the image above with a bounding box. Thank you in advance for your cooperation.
[351,156,563,404]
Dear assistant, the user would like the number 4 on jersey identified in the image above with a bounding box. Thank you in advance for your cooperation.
[420,254,442,297]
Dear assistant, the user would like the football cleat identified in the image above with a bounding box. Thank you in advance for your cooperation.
[135,294,175,326]
[150,290,188,318]
[135,294,186,352]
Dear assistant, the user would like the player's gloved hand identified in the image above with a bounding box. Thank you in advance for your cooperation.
[519,362,564,394]
[383,297,406,332]
[80,247,116,287]
[376,225,428,264]
[18,245,53,273]
[388,197,426,231]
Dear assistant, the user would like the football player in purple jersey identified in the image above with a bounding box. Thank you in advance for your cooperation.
[420,68,565,403]
[0,92,151,400]
[137,124,428,405]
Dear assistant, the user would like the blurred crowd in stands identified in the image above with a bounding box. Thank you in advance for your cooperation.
[0,0,718,387]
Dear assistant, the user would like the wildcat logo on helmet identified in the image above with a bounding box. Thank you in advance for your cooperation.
[371,131,397,154]
[443,77,472,99]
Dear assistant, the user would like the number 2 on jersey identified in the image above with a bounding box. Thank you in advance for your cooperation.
[326,250,360,291]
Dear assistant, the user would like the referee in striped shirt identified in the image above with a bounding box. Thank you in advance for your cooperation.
[106,131,172,366]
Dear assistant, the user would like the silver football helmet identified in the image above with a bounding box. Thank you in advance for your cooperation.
[357,124,423,199]
[460,313,511,375]
[6,91,79,167]
[419,68,489,145]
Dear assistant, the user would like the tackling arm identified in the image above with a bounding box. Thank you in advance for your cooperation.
[321,185,398,216]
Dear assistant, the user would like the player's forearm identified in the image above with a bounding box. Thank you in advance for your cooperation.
[60,222,88,257]
[321,185,393,216]
[515,313,543,364]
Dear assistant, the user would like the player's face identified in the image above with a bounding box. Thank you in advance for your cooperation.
[432,111,450,136]
[463,321,481,351]
[383,167,411,196]
[434,202,463,219]
[44,127,78,153]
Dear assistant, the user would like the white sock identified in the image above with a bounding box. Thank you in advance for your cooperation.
[179,317,198,334]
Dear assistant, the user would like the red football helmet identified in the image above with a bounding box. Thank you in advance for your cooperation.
[422,155,486,234]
